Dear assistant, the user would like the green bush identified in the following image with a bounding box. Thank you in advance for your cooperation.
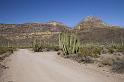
[106,42,124,53]
[32,39,60,52]
[32,39,43,52]
[116,43,124,52]
[78,44,102,58]
[77,44,103,63]
[0,47,14,55]
[33,43,43,52]
[107,47,115,54]
[78,47,91,57]
[48,45,59,51]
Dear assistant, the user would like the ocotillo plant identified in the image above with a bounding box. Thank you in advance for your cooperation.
[59,32,80,55]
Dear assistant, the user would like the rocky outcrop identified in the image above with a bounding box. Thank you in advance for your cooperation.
[75,16,120,29]
[0,22,69,35]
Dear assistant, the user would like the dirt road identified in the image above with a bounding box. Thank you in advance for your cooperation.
[0,49,123,82]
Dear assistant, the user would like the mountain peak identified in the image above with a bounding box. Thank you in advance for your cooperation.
[83,16,103,23]
[75,16,108,29]
[47,21,65,26]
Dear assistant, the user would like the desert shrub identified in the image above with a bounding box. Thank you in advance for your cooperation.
[7,47,15,53]
[99,54,114,66]
[112,59,124,73]
[33,39,60,52]
[0,47,7,54]
[32,40,43,52]
[0,47,15,61]
[33,43,39,52]
[107,47,115,54]
[106,42,124,53]
[78,44,102,58]
[50,45,59,51]
[99,52,124,66]
[0,47,14,55]
[46,44,59,51]
[92,47,102,57]
[77,45,103,63]
[116,43,124,52]
[78,47,92,63]
[107,43,117,53]
[78,47,91,57]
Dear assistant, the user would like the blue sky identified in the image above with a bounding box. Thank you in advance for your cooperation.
[0,0,124,27]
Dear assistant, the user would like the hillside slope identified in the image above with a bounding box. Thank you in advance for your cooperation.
[0,21,69,47]
[0,16,124,47]
[75,16,124,43]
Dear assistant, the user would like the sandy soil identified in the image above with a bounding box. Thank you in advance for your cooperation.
[0,49,123,82]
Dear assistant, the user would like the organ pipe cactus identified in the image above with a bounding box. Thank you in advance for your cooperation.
[59,32,80,55]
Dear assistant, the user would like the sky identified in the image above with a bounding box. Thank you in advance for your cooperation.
[0,0,124,27]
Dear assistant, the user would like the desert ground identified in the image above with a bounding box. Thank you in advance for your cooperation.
[0,49,124,82]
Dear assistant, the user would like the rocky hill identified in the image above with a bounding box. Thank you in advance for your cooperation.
[0,16,124,47]
[75,16,124,43]
[0,21,69,47]
[75,16,120,29]
[0,21,69,34]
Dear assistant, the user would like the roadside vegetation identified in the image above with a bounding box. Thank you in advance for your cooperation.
[32,32,124,73]
[32,39,59,52]
[59,32,124,73]
[0,32,123,74]
[0,47,15,60]
[58,32,80,55]
[0,47,14,55]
